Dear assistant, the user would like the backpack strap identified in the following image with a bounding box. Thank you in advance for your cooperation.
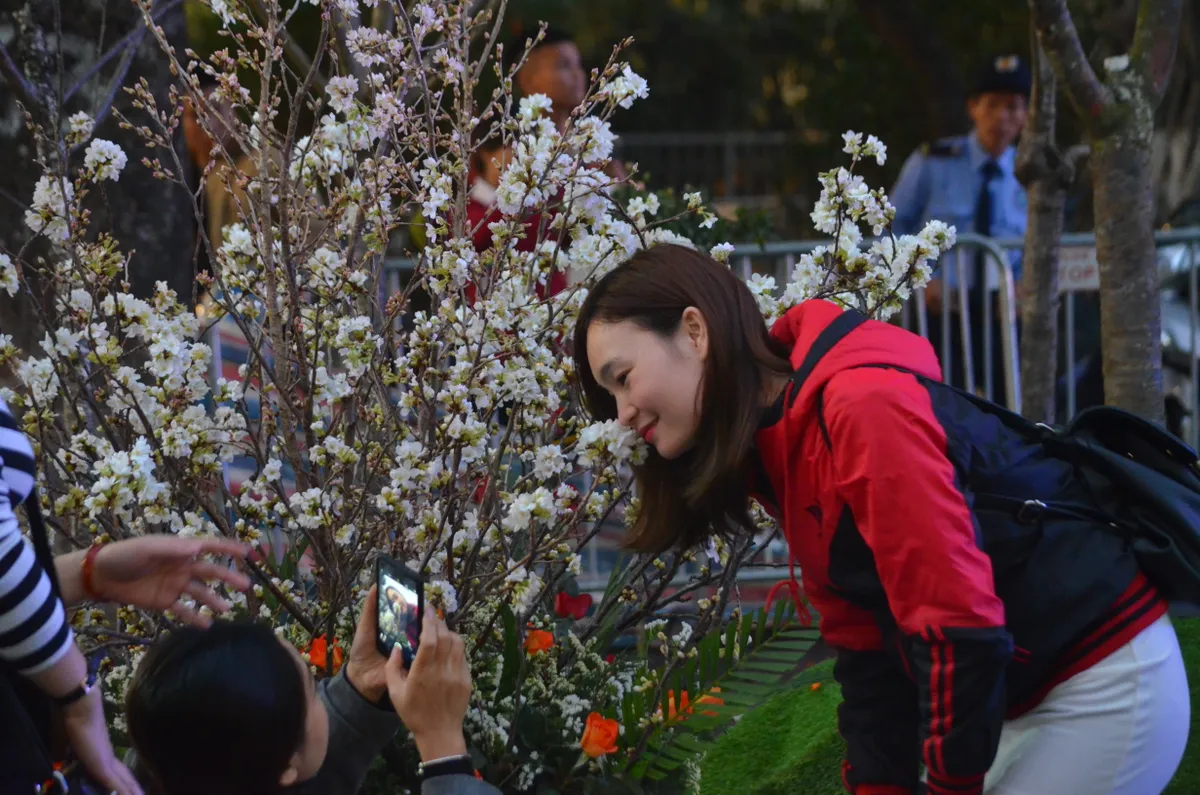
[787,309,868,405]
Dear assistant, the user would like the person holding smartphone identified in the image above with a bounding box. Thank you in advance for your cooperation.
[124,586,498,795]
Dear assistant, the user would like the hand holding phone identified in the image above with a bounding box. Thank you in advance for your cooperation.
[384,608,472,762]
[375,555,424,666]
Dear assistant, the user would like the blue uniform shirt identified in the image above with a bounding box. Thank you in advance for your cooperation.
[890,131,1027,288]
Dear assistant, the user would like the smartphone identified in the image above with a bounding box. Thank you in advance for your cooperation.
[375,555,424,666]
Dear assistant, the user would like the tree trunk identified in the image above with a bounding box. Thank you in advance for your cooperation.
[1016,32,1067,424]
[0,0,195,355]
[1030,0,1182,424]
[1094,126,1165,420]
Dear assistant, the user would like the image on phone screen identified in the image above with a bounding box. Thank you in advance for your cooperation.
[376,558,422,664]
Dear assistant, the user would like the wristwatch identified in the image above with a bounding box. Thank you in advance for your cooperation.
[417,754,476,780]
[53,669,98,708]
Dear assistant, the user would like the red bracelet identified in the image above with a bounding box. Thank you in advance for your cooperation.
[81,544,104,601]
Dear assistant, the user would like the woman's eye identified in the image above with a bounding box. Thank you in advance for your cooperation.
[616,372,628,387]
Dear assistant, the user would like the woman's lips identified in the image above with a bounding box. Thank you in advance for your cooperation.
[640,421,657,443]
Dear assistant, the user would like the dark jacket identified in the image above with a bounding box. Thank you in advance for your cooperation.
[753,301,1165,795]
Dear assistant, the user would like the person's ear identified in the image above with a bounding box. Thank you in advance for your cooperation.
[680,307,709,362]
[279,760,300,787]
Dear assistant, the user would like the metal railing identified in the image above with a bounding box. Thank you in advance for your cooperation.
[732,233,1023,411]
[732,226,1200,446]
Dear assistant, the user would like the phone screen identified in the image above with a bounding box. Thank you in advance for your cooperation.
[376,556,423,665]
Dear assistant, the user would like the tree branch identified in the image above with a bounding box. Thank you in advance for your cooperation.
[62,0,185,104]
[0,39,43,113]
[1131,0,1183,104]
[1029,0,1111,123]
[88,24,145,135]
[245,0,326,92]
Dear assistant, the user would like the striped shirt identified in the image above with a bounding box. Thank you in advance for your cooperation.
[0,398,72,673]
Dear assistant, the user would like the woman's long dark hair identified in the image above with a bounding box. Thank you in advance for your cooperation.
[574,244,793,552]
[126,622,308,795]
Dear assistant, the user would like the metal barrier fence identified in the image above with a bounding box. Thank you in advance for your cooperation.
[732,226,1200,447]
[733,233,1023,411]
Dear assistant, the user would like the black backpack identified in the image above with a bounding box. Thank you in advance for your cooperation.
[793,309,1200,607]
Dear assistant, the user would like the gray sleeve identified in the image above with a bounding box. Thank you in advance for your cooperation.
[422,775,503,795]
[309,672,402,795]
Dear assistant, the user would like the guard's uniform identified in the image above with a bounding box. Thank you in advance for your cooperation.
[889,55,1032,405]
[890,132,1027,284]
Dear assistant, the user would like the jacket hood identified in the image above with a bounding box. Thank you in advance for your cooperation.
[769,300,942,419]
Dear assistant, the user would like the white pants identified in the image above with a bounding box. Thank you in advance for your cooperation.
[983,614,1190,795]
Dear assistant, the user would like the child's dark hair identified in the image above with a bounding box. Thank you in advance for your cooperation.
[126,622,308,795]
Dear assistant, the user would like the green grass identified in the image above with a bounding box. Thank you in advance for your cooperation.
[702,619,1200,795]
[700,660,845,795]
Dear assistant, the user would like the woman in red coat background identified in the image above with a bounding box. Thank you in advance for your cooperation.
[572,244,1189,795]
[466,133,565,299]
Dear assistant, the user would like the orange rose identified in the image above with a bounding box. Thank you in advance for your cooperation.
[306,635,344,673]
[524,629,554,655]
[580,712,620,758]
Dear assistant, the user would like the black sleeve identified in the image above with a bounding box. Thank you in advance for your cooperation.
[907,627,1011,795]
[834,648,921,795]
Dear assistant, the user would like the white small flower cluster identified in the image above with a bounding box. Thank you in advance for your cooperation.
[83,139,128,182]
[575,420,645,468]
[747,131,957,321]
[66,112,94,146]
[24,175,74,241]
[0,254,19,297]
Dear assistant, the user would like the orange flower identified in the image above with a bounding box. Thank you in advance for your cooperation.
[810,682,822,692]
[306,635,344,673]
[695,686,724,717]
[666,690,691,721]
[524,629,554,655]
[661,686,723,721]
[580,712,620,758]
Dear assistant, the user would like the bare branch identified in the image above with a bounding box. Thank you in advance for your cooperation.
[89,27,145,135]
[245,0,326,93]
[1131,0,1184,104]
[63,0,185,103]
[0,39,43,113]
[1029,0,1111,124]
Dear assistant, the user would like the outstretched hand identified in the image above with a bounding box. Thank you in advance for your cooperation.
[91,535,250,627]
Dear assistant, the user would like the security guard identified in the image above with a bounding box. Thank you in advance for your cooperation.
[891,54,1031,404]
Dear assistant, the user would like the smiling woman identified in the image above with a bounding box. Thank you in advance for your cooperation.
[572,243,1191,795]
[573,244,794,552]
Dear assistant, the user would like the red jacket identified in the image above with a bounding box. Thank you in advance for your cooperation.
[466,185,566,299]
[753,301,1165,795]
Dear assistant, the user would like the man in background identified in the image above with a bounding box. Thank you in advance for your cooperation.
[515,27,588,135]
[515,26,627,181]
[890,54,1031,405]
